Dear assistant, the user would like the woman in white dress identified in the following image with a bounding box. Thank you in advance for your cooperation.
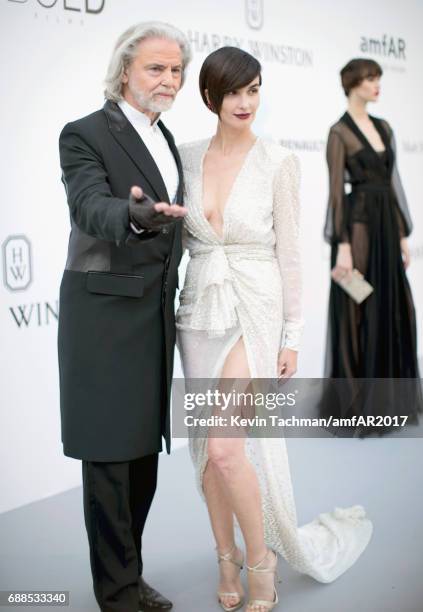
[176,47,373,612]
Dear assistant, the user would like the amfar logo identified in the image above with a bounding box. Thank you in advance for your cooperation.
[2,235,32,292]
[360,34,406,60]
[245,0,263,30]
[8,0,105,13]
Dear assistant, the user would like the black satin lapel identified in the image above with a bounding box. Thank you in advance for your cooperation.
[341,112,389,173]
[158,120,184,204]
[103,101,169,203]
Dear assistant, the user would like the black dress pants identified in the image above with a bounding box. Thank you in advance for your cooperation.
[82,453,158,612]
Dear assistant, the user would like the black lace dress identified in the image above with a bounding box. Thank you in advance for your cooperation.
[321,111,422,436]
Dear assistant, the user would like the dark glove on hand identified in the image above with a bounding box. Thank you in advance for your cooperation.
[129,189,184,231]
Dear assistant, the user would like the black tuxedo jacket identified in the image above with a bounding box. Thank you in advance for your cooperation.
[58,100,183,461]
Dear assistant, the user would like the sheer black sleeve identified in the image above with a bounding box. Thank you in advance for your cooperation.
[323,128,349,244]
[390,130,413,238]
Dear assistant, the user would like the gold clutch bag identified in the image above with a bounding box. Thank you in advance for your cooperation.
[333,269,374,304]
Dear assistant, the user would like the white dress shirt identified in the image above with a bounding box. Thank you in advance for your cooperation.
[118,99,179,204]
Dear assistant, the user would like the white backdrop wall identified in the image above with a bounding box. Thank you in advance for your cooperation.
[1,0,422,513]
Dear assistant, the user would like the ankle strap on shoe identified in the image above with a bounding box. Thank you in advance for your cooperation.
[217,544,243,569]
[247,549,276,574]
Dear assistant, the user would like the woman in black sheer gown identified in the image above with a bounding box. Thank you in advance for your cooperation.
[321,58,422,436]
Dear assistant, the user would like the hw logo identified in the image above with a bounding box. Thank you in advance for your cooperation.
[2,235,33,291]
[245,0,264,30]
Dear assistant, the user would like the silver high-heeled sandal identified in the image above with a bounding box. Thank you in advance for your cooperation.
[246,549,280,611]
[216,544,245,612]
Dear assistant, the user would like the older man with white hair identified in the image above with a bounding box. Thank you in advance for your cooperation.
[58,22,191,612]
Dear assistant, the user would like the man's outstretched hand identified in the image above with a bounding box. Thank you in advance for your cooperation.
[129,186,187,231]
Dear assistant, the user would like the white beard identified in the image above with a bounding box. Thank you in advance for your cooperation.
[133,87,175,113]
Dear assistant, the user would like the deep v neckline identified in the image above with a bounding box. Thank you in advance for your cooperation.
[199,136,259,242]
[343,111,388,156]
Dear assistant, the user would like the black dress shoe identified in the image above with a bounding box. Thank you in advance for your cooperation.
[138,576,173,611]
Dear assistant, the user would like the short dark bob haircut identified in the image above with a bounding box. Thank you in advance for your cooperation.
[340,58,383,96]
[199,46,262,115]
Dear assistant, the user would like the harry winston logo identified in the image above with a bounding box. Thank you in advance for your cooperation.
[245,0,264,30]
[2,235,33,291]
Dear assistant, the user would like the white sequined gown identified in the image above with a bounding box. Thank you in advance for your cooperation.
[175,137,373,583]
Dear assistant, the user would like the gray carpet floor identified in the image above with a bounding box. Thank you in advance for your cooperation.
[1,435,423,612]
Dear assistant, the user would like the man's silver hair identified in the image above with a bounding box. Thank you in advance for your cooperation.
[104,21,192,102]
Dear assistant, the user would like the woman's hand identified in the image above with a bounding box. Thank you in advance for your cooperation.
[400,237,410,269]
[277,348,298,379]
[331,242,353,282]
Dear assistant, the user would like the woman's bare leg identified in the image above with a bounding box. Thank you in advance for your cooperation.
[203,336,277,610]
